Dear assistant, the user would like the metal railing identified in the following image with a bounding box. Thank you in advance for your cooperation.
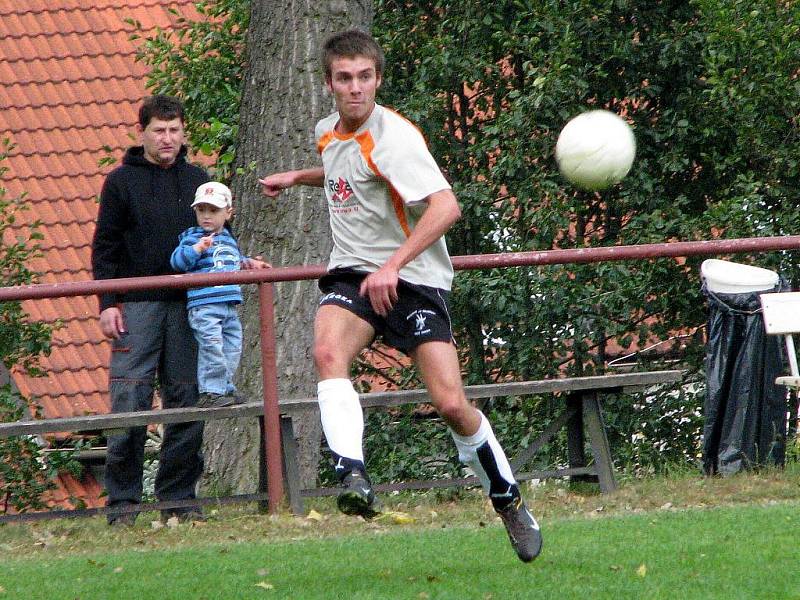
[1,234,798,518]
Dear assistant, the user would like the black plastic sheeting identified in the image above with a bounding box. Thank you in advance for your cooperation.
[702,282,788,475]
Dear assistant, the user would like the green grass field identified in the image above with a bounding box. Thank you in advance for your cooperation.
[2,470,800,599]
[3,502,798,599]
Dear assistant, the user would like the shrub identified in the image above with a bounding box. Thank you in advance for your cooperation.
[0,138,83,513]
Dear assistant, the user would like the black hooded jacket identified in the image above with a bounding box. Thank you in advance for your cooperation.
[91,145,209,312]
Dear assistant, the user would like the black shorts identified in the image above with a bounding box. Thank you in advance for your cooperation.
[318,268,455,353]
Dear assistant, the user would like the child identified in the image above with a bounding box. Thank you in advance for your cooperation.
[171,181,260,407]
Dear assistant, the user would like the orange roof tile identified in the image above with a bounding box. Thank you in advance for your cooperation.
[2,1,202,506]
[45,471,105,510]
[0,0,206,508]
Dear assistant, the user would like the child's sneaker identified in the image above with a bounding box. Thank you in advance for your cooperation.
[220,393,245,406]
[197,392,244,408]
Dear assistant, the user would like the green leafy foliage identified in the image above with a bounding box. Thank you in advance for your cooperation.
[0,386,85,513]
[128,0,249,179]
[371,0,800,472]
[0,139,84,513]
[132,1,800,475]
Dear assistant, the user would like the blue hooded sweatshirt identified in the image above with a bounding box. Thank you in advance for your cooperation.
[170,226,244,309]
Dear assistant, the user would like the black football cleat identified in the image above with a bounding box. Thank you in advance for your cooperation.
[337,471,381,519]
[497,496,543,562]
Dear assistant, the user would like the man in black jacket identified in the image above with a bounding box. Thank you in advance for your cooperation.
[92,95,209,526]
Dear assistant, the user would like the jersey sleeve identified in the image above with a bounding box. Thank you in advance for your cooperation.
[371,122,451,205]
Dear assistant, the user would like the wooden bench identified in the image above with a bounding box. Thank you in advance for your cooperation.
[0,370,682,519]
[278,370,683,514]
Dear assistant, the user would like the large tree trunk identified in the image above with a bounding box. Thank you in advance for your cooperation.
[200,0,374,497]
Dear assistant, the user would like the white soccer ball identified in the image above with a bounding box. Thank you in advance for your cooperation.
[555,110,636,191]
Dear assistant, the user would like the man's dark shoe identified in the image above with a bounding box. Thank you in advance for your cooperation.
[197,392,243,408]
[161,508,206,523]
[107,502,139,527]
[496,497,542,562]
[337,471,381,519]
[108,513,137,527]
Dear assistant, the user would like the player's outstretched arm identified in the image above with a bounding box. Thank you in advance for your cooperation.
[259,168,325,197]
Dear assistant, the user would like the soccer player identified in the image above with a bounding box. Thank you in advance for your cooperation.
[259,29,542,562]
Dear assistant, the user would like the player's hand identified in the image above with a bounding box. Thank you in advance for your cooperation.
[193,235,214,253]
[360,266,400,317]
[99,306,126,339]
[242,255,271,270]
[259,172,294,198]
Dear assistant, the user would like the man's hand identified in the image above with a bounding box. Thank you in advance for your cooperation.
[359,265,400,317]
[259,168,324,196]
[99,306,126,339]
[259,172,295,198]
[192,235,214,253]
[242,256,271,270]
[354,190,459,316]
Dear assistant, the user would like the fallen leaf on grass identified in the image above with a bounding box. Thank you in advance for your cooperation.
[254,581,274,590]
[113,567,124,574]
[636,564,647,577]
[375,511,415,525]
[306,510,323,522]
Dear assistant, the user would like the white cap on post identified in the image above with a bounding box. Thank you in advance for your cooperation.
[701,259,779,294]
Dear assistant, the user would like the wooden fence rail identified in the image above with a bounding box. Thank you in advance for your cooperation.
[0,370,683,521]
[1,234,795,520]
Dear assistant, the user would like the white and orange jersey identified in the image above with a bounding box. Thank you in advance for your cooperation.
[315,104,454,291]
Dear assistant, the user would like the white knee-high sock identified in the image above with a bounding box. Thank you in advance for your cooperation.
[317,378,364,464]
[451,411,518,506]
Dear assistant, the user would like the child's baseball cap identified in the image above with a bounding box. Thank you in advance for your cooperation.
[192,182,232,208]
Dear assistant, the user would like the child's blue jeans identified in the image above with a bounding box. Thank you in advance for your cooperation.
[188,302,242,395]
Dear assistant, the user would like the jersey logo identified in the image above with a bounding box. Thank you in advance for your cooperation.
[327,177,359,213]
[328,177,353,203]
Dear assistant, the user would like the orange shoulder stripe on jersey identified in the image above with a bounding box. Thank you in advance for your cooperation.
[355,130,411,238]
[317,131,335,155]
